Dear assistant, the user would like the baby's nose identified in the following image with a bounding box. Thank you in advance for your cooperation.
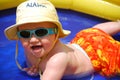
[29,35,39,43]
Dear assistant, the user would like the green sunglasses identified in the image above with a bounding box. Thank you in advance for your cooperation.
[17,28,58,39]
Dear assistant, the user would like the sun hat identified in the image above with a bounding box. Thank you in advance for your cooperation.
[4,0,71,40]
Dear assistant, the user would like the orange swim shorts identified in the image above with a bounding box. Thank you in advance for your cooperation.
[71,28,120,76]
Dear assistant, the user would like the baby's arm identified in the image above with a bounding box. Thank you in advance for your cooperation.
[93,21,120,35]
[41,53,68,80]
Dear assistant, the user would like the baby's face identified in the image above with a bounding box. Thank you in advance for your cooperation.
[18,22,57,58]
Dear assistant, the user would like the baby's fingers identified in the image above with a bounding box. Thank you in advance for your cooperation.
[27,70,36,76]
[23,66,39,76]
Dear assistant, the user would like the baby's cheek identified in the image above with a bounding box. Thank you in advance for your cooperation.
[20,40,29,49]
[42,39,53,50]
[22,43,28,48]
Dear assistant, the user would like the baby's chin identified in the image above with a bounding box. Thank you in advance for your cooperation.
[31,50,43,58]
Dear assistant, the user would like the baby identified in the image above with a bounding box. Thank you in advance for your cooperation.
[4,0,120,80]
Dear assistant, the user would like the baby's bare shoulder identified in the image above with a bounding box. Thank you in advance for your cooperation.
[48,52,69,65]
[43,52,69,75]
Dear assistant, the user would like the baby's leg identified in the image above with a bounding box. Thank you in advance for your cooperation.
[93,21,120,35]
[71,28,120,76]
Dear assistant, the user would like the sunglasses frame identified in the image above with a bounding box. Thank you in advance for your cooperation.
[17,28,58,39]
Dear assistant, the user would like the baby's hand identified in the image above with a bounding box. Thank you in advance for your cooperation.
[23,65,39,76]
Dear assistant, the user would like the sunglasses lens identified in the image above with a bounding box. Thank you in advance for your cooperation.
[20,31,30,38]
[35,29,48,37]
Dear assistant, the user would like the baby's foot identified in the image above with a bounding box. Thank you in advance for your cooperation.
[23,65,39,76]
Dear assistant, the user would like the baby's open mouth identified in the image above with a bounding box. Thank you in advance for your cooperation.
[31,45,42,50]
[30,45,43,56]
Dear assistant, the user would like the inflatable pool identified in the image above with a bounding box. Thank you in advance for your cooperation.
[49,0,120,21]
[0,0,120,20]
[1,0,120,80]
